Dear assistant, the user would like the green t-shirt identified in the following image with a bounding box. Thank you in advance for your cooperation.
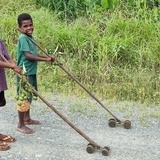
[17,34,38,75]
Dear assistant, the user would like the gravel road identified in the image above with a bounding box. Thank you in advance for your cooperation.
[0,93,160,160]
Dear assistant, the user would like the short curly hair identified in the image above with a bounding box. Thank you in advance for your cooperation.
[17,13,33,27]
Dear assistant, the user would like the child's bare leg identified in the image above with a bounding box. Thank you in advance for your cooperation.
[17,111,35,134]
[24,109,40,125]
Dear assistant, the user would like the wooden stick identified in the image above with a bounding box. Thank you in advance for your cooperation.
[16,27,121,123]
[0,51,101,148]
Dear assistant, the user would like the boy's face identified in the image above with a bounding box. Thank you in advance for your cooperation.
[19,20,34,36]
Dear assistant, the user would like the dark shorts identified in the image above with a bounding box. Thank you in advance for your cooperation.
[17,74,38,103]
[0,91,6,107]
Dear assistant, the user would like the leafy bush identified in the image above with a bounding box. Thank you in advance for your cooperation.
[0,0,160,104]
[34,0,120,19]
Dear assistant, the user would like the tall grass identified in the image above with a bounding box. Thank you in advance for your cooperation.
[0,0,160,105]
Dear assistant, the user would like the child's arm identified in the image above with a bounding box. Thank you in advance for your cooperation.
[0,60,21,74]
[0,61,15,68]
[8,59,21,74]
[24,51,54,62]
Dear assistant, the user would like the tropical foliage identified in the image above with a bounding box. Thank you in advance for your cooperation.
[0,0,160,104]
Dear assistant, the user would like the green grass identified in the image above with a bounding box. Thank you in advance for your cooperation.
[1,0,160,108]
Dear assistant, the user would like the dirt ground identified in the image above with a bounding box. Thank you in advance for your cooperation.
[0,94,160,160]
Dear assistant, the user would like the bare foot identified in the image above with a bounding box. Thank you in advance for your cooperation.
[0,141,10,151]
[24,119,41,125]
[16,126,35,134]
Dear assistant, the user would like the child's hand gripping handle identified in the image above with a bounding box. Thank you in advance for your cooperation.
[0,52,21,75]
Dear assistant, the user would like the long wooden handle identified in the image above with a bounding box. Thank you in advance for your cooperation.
[16,27,122,123]
[0,51,100,148]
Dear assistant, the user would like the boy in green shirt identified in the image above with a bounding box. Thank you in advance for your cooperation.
[16,13,54,134]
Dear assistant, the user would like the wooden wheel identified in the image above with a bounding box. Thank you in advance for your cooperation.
[86,144,95,154]
[102,147,109,156]
[108,118,116,127]
[123,120,131,129]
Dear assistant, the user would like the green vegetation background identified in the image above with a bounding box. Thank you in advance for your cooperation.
[0,0,159,105]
